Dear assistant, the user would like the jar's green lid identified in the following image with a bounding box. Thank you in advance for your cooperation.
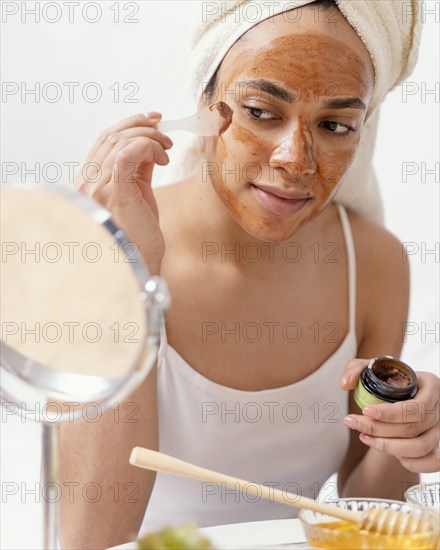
[354,380,387,410]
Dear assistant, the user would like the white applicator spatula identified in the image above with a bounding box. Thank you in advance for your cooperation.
[157,102,233,136]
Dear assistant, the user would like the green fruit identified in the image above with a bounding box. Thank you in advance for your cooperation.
[137,524,213,550]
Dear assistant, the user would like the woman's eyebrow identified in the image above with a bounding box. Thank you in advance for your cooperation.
[321,97,366,110]
[237,79,366,111]
[237,79,295,102]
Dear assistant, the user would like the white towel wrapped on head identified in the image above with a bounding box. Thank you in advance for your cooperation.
[167,0,422,224]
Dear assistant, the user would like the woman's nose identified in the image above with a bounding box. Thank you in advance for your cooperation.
[269,120,317,179]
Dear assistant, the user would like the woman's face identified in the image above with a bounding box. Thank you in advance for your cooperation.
[202,6,374,242]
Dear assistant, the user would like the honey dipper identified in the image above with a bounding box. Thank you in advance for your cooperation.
[130,447,435,537]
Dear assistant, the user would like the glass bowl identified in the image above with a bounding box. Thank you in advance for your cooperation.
[405,482,440,509]
[298,498,440,549]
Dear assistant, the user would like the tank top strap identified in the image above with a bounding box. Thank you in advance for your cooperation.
[158,312,169,360]
[335,202,357,335]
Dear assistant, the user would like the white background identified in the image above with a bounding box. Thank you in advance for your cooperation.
[1,1,439,548]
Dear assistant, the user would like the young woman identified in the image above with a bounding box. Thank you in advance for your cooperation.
[60,1,440,548]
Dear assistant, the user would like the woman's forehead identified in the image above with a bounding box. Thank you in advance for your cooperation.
[223,33,374,101]
[217,8,374,96]
[234,7,370,58]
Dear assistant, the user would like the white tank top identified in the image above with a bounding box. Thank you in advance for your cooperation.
[139,203,357,534]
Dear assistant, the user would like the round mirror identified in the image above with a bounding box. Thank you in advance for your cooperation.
[1,184,168,412]
[0,183,169,549]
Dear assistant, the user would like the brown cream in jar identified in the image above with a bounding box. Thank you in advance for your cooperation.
[372,364,412,388]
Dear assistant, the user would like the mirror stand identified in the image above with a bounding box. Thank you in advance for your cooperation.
[42,422,60,550]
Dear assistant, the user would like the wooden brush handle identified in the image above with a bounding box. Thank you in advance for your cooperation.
[130,447,361,524]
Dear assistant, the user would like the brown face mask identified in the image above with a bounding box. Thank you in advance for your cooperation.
[209,101,233,135]
[202,22,374,242]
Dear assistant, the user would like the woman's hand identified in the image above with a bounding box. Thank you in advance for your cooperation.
[341,359,440,473]
[74,112,173,275]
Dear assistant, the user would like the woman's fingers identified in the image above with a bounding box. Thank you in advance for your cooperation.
[343,414,428,438]
[77,136,169,195]
[83,112,164,167]
[340,358,369,390]
[74,113,170,275]
[361,371,439,424]
[108,137,169,198]
[108,126,173,151]
[341,367,440,470]
[104,112,162,134]
[358,424,440,459]
[399,445,440,473]
[344,371,439,436]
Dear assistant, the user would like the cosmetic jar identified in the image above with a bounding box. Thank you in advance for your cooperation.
[354,356,418,410]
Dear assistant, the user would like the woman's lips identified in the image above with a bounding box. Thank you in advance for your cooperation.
[250,184,312,216]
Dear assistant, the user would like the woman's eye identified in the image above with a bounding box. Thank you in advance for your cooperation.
[320,121,355,135]
[243,106,276,120]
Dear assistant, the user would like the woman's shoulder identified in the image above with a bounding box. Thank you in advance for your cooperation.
[153,179,196,252]
[345,207,409,345]
[153,180,186,209]
[345,207,407,272]
[153,180,189,228]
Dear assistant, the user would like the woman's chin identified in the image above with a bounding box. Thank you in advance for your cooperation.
[234,215,310,244]
[232,199,318,243]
